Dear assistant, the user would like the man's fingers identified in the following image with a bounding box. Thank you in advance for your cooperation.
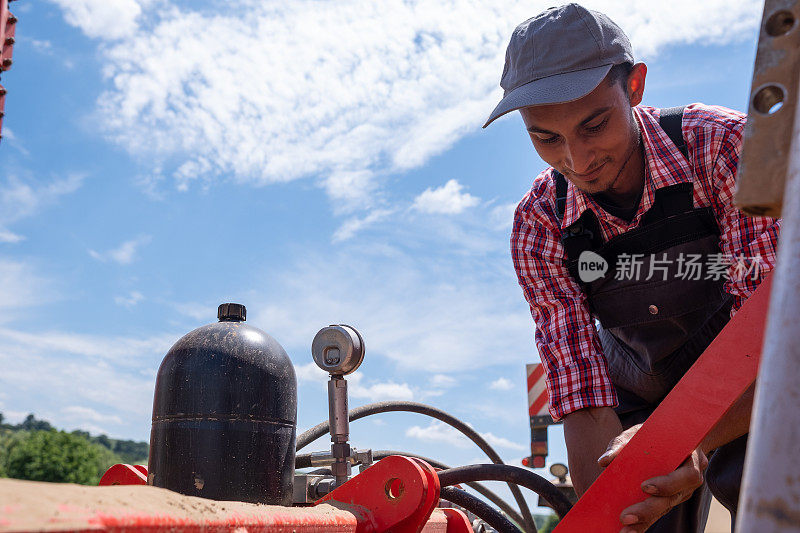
[615,448,707,532]
[641,466,703,496]
[641,450,707,496]
[598,423,643,466]
[618,491,694,533]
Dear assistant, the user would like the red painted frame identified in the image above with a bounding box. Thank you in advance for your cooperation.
[555,275,772,532]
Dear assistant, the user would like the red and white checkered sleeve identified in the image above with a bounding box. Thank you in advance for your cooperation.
[688,106,781,315]
[511,175,617,421]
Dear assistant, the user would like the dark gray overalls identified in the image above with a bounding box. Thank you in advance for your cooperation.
[554,107,747,532]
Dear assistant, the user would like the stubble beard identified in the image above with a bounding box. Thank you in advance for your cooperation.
[598,114,642,196]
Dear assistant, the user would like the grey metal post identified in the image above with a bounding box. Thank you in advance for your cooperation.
[736,6,800,529]
[736,118,800,531]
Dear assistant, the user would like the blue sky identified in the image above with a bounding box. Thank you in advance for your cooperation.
[0,0,763,512]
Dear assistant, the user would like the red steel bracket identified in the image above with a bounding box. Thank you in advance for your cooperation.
[317,454,440,532]
[440,508,473,532]
[555,275,772,532]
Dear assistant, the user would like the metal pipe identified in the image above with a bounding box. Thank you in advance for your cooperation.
[736,12,800,529]
[328,376,351,486]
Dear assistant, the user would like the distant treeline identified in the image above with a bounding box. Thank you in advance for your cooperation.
[0,412,148,485]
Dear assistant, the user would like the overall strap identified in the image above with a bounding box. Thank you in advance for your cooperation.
[658,105,688,159]
[553,170,602,281]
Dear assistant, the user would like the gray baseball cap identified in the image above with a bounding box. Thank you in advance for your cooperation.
[483,3,633,128]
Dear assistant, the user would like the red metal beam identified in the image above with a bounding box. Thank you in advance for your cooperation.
[554,275,772,532]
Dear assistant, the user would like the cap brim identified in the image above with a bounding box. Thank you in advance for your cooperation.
[482,64,613,128]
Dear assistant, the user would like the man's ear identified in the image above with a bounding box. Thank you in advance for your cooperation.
[627,63,647,106]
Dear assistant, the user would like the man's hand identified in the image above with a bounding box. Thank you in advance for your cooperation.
[597,424,708,533]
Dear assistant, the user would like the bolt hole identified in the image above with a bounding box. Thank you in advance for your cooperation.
[385,477,404,500]
[752,84,786,115]
[766,10,796,37]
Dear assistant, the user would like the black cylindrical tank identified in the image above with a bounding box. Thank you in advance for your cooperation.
[148,303,296,505]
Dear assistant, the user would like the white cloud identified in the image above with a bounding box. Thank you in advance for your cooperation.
[405,421,524,451]
[0,229,24,243]
[247,247,534,374]
[172,302,215,322]
[114,291,144,307]
[0,327,174,363]
[490,202,518,231]
[0,173,86,241]
[0,260,53,313]
[0,327,172,432]
[295,365,414,401]
[412,179,480,215]
[406,421,471,448]
[89,235,152,264]
[29,38,54,55]
[62,405,123,426]
[490,377,515,391]
[430,374,457,388]
[49,0,143,40]
[351,380,414,402]
[481,431,526,451]
[58,1,759,202]
[333,209,394,243]
[294,362,329,385]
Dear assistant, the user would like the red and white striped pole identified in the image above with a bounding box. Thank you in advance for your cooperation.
[525,363,554,469]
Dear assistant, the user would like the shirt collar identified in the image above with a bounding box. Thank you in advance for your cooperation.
[559,105,693,230]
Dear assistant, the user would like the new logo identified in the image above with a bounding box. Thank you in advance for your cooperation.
[578,250,608,283]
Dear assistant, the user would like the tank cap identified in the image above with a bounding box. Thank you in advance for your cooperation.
[218,303,246,322]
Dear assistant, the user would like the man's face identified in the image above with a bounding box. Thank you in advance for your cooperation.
[519,68,644,197]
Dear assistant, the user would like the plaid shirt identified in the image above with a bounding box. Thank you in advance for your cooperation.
[511,103,781,420]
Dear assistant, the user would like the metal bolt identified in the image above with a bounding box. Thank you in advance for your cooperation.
[648,305,659,315]
[1,59,12,69]
[0,87,6,96]
[4,37,14,46]
[7,16,17,25]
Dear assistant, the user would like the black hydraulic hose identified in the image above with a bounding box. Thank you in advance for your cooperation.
[295,453,313,469]
[295,400,537,533]
[371,450,525,530]
[437,464,573,519]
[440,486,521,533]
[295,449,525,529]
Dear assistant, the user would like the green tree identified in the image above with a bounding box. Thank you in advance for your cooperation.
[94,434,113,449]
[5,430,105,484]
[113,439,149,464]
[539,513,560,533]
[19,414,54,432]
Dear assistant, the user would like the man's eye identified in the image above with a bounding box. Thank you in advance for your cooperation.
[536,135,560,144]
[585,118,609,133]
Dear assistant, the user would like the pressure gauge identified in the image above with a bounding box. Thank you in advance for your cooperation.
[311,324,364,376]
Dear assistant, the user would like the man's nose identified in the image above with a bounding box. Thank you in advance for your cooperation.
[563,140,595,175]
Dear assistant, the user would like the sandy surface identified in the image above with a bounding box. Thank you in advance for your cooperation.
[0,478,356,531]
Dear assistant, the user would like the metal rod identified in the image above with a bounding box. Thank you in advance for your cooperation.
[328,376,351,487]
[736,33,800,532]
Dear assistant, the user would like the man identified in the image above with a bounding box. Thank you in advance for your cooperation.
[483,4,780,533]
